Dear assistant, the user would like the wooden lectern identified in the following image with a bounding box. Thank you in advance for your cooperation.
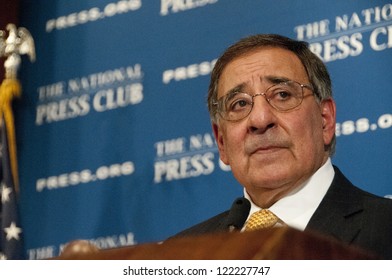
[57,227,376,260]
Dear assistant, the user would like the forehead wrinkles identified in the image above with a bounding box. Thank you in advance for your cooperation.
[218,58,267,96]
[237,61,266,87]
[218,49,309,97]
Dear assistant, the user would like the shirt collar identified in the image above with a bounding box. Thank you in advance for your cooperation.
[244,158,335,230]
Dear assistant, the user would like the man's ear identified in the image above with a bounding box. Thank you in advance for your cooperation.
[212,122,229,165]
[321,98,336,146]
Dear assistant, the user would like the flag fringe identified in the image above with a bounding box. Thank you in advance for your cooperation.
[0,78,21,193]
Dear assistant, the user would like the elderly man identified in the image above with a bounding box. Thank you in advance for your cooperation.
[174,34,392,259]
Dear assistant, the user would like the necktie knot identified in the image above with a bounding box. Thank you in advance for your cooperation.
[244,209,279,231]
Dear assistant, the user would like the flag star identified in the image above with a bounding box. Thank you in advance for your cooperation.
[1,183,12,203]
[4,222,22,241]
[0,252,6,260]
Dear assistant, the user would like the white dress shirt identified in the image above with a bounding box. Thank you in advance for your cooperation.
[243,158,335,231]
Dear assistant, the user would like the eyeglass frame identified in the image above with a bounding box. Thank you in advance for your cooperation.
[212,80,315,122]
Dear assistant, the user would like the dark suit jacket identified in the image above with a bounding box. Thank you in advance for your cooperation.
[174,167,392,259]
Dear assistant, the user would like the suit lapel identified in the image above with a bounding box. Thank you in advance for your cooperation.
[306,166,364,244]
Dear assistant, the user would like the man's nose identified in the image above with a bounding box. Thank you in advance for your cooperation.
[247,95,277,134]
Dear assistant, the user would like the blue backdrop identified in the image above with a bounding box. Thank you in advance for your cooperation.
[15,0,391,259]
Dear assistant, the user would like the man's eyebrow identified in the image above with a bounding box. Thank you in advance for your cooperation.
[223,83,247,97]
[264,76,291,84]
[221,76,292,98]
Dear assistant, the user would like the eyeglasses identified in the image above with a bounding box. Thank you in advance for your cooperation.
[213,80,314,122]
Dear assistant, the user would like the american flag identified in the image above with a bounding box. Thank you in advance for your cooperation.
[0,119,24,259]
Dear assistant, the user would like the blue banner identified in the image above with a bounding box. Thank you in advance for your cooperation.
[15,0,391,259]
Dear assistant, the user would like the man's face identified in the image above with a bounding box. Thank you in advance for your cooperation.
[213,47,336,207]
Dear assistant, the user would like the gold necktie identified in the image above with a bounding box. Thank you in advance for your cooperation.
[244,209,279,231]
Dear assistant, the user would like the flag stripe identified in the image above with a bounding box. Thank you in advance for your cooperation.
[0,118,24,259]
